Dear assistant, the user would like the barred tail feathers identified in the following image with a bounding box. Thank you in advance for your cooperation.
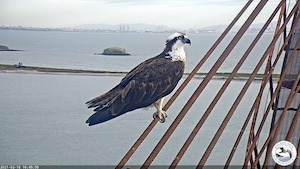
[86,87,122,125]
[86,108,115,126]
[86,86,120,109]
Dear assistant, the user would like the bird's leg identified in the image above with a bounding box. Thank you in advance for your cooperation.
[152,97,167,123]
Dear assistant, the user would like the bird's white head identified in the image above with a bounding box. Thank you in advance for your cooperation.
[164,32,191,62]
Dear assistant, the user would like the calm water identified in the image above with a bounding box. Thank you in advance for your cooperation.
[0,30,284,73]
[0,73,272,165]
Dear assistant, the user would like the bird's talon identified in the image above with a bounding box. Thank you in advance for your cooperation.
[159,118,166,123]
[153,113,158,119]
[153,111,167,123]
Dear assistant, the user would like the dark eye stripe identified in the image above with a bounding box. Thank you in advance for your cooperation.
[179,35,184,39]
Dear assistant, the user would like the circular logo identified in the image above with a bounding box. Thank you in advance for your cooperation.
[272,140,297,166]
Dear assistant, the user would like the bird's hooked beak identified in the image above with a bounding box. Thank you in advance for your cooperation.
[183,37,191,45]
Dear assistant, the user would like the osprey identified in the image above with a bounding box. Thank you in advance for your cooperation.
[86,32,191,126]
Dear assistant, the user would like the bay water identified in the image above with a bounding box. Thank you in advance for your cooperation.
[0,30,283,73]
[0,30,276,166]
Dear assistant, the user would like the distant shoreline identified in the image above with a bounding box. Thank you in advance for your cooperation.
[0,64,127,77]
[0,64,279,80]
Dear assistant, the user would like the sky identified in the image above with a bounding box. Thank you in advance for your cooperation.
[0,0,296,30]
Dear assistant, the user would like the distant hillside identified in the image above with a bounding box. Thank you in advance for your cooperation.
[3,22,285,33]
[75,22,283,33]
[196,22,279,33]
[75,23,181,32]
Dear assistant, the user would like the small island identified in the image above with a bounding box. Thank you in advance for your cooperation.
[0,45,21,51]
[95,47,130,56]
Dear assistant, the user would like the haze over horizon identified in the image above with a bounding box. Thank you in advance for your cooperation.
[0,0,296,30]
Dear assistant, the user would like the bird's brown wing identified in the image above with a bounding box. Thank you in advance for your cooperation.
[86,56,184,125]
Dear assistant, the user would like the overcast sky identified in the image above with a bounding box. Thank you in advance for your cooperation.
[0,0,296,29]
